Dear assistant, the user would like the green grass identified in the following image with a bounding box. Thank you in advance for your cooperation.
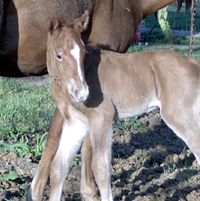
[113,117,146,132]
[0,77,55,160]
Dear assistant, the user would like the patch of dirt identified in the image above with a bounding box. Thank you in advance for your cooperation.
[0,109,200,201]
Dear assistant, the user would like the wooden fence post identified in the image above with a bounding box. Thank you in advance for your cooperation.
[189,0,195,57]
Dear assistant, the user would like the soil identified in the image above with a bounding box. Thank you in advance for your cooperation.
[1,77,200,201]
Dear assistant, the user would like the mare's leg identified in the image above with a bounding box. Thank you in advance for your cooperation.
[161,101,200,165]
[49,109,89,201]
[81,134,100,201]
[27,107,64,201]
[88,96,115,201]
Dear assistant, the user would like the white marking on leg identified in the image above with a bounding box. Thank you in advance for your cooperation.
[49,117,89,201]
[70,41,83,82]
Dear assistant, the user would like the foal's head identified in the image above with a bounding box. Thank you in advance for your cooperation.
[47,12,89,103]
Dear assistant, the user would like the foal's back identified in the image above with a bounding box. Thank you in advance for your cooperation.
[85,49,200,119]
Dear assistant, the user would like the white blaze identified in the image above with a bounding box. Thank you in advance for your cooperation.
[70,41,83,82]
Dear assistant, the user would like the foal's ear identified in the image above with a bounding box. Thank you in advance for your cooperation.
[49,20,62,35]
[72,10,89,33]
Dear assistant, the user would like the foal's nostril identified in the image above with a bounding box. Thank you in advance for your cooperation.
[74,89,79,98]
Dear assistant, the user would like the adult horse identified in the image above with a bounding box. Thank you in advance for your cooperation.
[0,0,191,200]
[0,0,191,77]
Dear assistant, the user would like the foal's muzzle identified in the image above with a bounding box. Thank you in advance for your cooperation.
[70,84,89,103]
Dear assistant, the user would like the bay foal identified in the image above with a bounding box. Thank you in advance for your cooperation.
[45,17,200,200]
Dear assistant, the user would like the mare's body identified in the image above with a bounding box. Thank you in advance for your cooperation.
[0,0,187,77]
[45,19,200,200]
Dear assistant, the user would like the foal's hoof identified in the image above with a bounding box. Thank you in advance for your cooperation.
[82,195,100,201]
[26,186,33,201]
[92,196,100,201]
[90,195,100,201]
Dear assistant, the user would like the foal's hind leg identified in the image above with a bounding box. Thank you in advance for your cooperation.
[81,134,100,201]
[49,111,88,201]
[27,107,63,201]
[161,105,200,166]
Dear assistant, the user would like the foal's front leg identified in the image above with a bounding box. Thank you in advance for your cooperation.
[49,110,89,201]
[27,107,64,201]
[88,97,115,201]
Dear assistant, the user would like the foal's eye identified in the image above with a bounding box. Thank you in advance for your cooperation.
[56,55,62,60]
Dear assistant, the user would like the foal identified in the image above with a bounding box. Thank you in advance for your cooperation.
[46,17,200,200]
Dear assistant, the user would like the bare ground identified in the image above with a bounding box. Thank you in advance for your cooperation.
[0,109,200,201]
